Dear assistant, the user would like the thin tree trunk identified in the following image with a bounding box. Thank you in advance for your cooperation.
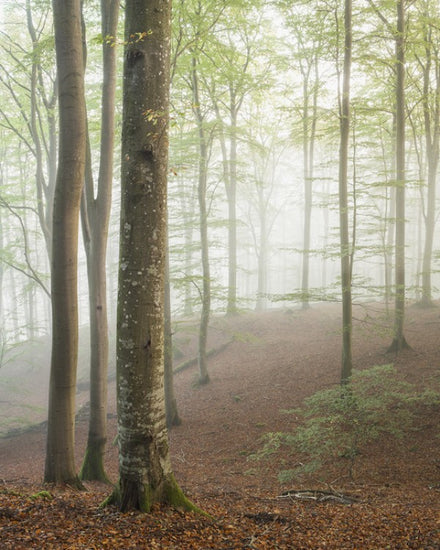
[420,16,440,307]
[384,184,395,314]
[79,0,120,483]
[300,56,318,310]
[339,0,353,384]
[226,104,238,315]
[389,0,408,352]
[164,242,181,428]
[191,54,211,385]
[255,186,268,312]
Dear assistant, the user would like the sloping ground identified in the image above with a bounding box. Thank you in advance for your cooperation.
[1,302,440,548]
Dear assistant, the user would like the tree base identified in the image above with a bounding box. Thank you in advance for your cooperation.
[194,372,210,387]
[43,475,85,491]
[387,334,411,354]
[166,406,182,429]
[79,440,111,483]
[103,474,211,517]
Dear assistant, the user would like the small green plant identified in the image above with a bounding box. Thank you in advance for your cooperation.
[30,490,53,501]
[253,364,439,481]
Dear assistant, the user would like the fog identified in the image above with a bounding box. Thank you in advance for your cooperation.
[1,0,440,436]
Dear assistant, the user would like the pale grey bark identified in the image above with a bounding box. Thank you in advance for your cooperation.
[44,0,86,486]
[111,0,194,512]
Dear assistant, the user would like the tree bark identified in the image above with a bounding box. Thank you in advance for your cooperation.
[389,0,408,352]
[300,53,318,310]
[44,0,86,486]
[164,243,181,428]
[191,54,211,386]
[420,13,440,307]
[339,0,353,384]
[255,184,268,311]
[226,103,238,315]
[109,0,196,512]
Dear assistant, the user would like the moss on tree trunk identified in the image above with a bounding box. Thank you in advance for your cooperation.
[105,474,208,516]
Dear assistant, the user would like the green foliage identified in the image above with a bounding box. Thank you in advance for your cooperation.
[254,365,440,481]
[30,490,53,501]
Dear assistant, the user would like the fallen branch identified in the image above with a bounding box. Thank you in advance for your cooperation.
[173,341,233,374]
[278,489,359,505]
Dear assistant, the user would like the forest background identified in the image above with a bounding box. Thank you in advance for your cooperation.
[0,0,439,359]
[0,0,440,545]
[0,0,439,484]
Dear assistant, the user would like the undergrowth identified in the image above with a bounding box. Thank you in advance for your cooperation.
[253,364,440,481]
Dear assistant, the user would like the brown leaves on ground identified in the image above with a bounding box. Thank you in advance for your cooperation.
[1,485,439,549]
[1,302,440,548]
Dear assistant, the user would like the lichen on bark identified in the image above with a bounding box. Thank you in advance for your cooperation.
[107,0,202,515]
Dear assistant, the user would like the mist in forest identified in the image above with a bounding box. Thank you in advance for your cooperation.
[1,0,440,438]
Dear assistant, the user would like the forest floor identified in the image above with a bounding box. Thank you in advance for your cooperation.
[1,301,440,548]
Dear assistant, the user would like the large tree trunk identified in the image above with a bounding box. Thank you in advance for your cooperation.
[79,0,120,483]
[109,0,196,513]
[44,0,86,486]
[339,0,353,384]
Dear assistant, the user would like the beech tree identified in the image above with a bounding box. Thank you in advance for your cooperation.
[390,0,409,351]
[79,0,120,482]
[208,16,255,316]
[191,49,211,385]
[409,1,440,307]
[109,0,197,512]
[338,0,353,383]
[44,0,86,486]
[278,1,326,309]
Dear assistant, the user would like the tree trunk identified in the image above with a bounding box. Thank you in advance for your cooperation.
[255,185,268,311]
[300,55,318,310]
[420,15,440,307]
[44,0,86,486]
[339,0,353,384]
[191,54,211,386]
[164,244,181,428]
[226,104,238,315]
[79,0,120,484]
[109,0,196,513]
[384,183,395,314]
[389,0,408,352]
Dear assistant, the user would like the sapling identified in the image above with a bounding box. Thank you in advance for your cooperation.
[253,364,439,481]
